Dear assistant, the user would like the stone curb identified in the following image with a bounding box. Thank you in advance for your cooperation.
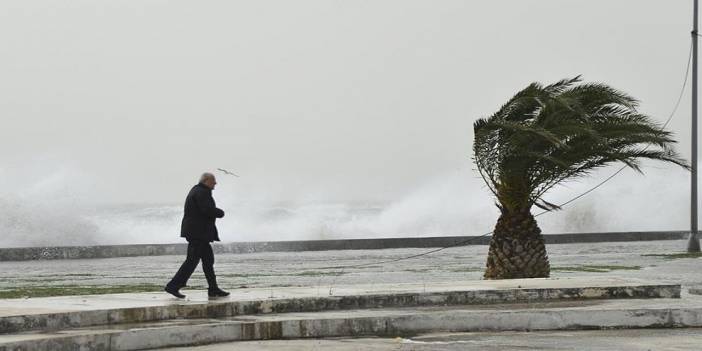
[0,284,680,334]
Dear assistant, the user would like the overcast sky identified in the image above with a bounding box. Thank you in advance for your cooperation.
[0,0,694,207]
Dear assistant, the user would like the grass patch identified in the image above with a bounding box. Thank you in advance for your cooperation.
[218,270,346,279]
[552,265,641,273]
[25,273,101,279]
[642,252,702,260]
[0,284,166,299]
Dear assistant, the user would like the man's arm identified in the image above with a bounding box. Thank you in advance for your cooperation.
[215,207,224,218]
[194,190,225,218]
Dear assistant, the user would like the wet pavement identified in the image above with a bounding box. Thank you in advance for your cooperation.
[162,328,702,351]
[0,239,699,298]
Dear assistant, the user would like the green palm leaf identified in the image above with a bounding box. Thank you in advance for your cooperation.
[473,76,689,213]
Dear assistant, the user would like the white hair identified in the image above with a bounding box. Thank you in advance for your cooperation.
[199,172,215,183]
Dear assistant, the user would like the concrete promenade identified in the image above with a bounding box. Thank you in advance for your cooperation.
[0,278,679,332]
[0,239,701,349]
[0,239,699,301]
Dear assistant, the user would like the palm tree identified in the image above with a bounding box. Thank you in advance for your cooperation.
[473,76,689,279]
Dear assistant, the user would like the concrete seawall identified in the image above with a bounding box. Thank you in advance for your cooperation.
[0,231,688,262]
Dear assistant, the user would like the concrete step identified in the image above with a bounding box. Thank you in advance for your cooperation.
[1,295,701,351]
[0,278,679,334]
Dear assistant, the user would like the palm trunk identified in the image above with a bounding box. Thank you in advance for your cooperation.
[484,208,550,279]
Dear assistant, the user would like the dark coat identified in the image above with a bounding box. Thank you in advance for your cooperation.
[180,183,225,242]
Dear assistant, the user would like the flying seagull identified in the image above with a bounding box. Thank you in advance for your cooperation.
[217,168,240,177]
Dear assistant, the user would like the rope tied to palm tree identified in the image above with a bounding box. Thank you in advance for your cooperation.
[320,44,693,285]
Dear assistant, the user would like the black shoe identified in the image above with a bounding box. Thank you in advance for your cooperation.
[208,288,230,298]
[165,286,186,299]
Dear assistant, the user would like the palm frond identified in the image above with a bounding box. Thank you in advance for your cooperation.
[473,76,689,213]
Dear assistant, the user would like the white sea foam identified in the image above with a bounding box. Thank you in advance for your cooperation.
[0,163,690,247]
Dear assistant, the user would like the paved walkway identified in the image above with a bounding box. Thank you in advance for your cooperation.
[0,277,658,318]
[0,240,699,350]
[0,240,699,300]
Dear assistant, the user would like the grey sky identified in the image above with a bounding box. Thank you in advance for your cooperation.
[0,0,694,207]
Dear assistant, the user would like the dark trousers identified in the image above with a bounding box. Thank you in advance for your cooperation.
[167,241,218,291]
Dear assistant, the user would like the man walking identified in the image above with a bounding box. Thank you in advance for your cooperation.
[165,172,230,299]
